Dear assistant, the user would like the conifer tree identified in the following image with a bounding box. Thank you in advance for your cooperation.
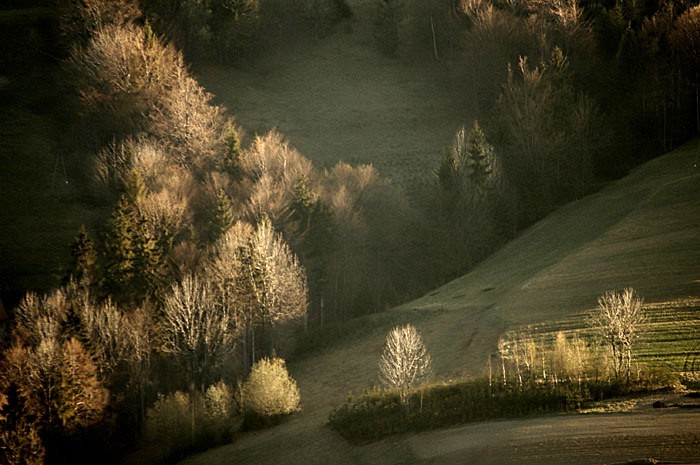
[222,124,243,180]
[103,190,171,303]
[103,195,139,301]
[465,120,495,196]
[133,221,170,303]
[0,384,45,465]
[290,177,335,325]
[208,189,236,243]
[70,226,98,286]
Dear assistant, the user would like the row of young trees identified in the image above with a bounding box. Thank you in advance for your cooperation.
[497,288,648,388]
[377,289,649,414]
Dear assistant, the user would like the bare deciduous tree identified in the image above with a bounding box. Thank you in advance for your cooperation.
[241,217,308,363]
[58,0,142,45]
[592,287,646,382]
[238,130,315,238]
[246,217,308,326]
[161,274,237,389]
[13,290,69,347]
[379,324,432,406]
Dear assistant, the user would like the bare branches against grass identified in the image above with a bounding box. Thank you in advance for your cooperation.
[379,324,432,406]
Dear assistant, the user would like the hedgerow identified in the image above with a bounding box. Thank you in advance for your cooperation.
[329,375,677,444]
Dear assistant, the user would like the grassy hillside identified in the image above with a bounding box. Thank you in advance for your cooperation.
[0,79,103,305]
[177,139,700,465]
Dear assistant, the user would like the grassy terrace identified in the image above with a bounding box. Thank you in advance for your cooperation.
[505,298,700,374]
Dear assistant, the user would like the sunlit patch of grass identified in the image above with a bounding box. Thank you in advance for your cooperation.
[578,398,642,414]
[510,298,700,374]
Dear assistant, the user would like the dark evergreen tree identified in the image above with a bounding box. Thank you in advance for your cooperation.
[290,177,336,326]
[133,221,171,304]
[70,226,98,286]
[0,384,45,465]
[222,124,243,180]
[465,120,495,197]
[208,189,236,243]
[103,196,139,302]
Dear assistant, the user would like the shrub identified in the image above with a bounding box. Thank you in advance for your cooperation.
[329,379,572,444]
[242,357,300,425]
[143,383,238,463]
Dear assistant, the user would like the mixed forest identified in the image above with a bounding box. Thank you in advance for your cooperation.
[1,0,699,464]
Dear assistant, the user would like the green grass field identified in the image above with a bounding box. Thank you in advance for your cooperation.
[502,298,700,374]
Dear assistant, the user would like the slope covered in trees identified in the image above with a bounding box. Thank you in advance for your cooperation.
[1,0,699,464]
[178,137,700,465]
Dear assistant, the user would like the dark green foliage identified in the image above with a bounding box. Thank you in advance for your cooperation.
[439,120,496,200]
[102,196,170,304]
[329,380,570,444]
[142,0,261,62]
[290,176,336,325]
[222,124,243,179]
[70,226,98,286]
[208,189,236,243]
[0,384,45,465]
[373,0,402,57]
[103,196,139,300]
[465,121,494,196]
[242,411,286,431]
[210,0,261,62]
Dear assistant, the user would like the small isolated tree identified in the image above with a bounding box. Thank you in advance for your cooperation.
[592,288,646,382]
[379,324,431,406]
[242,357,300,419]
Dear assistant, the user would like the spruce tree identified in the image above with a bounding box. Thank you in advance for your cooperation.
[222,124,243,180]
[465,120,495,196]
[103,195,139,301]
[208,189,236,243]
[70,225,98,286]
[134,220,170,304]
[0,384,45,465]
[290,177,335,325]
